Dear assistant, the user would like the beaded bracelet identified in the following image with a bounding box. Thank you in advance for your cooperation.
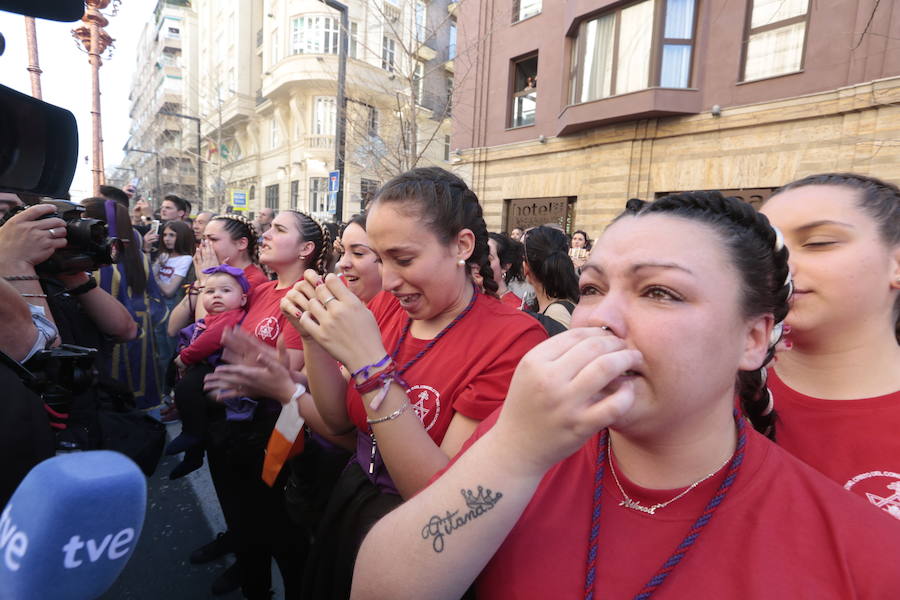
[366,400,409,425]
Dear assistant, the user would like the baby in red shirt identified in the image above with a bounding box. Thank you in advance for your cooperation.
[167,265,249,479]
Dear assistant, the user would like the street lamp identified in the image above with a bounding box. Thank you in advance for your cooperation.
[320,0,348,223]
[158,110,204,209]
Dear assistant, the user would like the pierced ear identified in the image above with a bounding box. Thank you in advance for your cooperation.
[739,314,774,371]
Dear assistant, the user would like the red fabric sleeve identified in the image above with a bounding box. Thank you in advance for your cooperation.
[451,324,547,421]
[179,309,245,365]
[243,264,269,290]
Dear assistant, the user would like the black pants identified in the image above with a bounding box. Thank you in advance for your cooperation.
[301,463,403,600]
[172,363,214,440]
[207,407,311,599]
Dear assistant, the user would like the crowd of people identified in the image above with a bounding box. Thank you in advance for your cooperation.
[1,167,898,599]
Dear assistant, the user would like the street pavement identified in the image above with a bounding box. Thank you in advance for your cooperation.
[100,423,285,599]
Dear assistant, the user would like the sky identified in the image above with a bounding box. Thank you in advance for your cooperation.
[0,2,154,199]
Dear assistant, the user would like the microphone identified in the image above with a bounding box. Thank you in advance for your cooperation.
[0,451,147,600]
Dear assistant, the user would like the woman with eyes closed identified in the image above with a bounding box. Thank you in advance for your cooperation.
[281,167,547,600]
[351,192,900,600]
[760,174,900,520]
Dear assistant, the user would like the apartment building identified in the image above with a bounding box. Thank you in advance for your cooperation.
[114,0,200,207]
[193,0,455,221]
[452,0,900,234]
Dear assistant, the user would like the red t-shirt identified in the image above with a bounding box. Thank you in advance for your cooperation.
[242,263,269,290]
[240,280,303,350]
[345,291,546,444]
[437,410,900,599]
[769,368,900,521]
[179,308,245,365]
[499,290,523,310]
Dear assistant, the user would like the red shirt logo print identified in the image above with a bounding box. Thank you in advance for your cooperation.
[406,384,441,432]
[255,316,280,342]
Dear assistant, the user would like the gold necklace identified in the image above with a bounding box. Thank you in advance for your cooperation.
[607,438,733,515]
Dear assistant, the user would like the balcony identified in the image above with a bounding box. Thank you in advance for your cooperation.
[306,134,334,150]
[557,88,701,136]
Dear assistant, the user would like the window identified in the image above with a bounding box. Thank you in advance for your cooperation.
[446,75,453,116]
[382,36,396,72]
[367,106,379,137]
[448,21,457,60]
[415,1,428,43]
[313,97,336,135]
[309,177,328,213]
[742,0,809,81]
[512,0,541,23]
[511,55,537,127]
[414,61,425,104]
[265,184,279,210]
[270,118,281,149]
[290,179,300,209]
[569,0,696,104]
[360,178,380,208]
[271,28,281,65]
[291,15,340,55]
[350,22,359,59]
[443,134,451,161]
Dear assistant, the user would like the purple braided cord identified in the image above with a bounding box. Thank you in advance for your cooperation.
[584,430,609,600]
[391,284,478,376]
[584,413,747,600]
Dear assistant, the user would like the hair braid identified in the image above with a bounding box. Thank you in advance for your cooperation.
[287,211,331,276]
[622,191,792,439]
[211,214,260,264]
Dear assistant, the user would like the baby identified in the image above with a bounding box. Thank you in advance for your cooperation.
[166,265,249,479]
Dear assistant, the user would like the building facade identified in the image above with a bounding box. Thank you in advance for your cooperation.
[452,0,900,235]
[114,0,200,208]
[192,0,454,221]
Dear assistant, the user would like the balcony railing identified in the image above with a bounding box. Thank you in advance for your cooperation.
[306,134,335,149]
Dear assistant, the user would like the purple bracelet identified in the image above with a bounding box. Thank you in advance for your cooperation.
[350,354,392,381]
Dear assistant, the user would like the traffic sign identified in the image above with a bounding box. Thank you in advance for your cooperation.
[230,189,247,211]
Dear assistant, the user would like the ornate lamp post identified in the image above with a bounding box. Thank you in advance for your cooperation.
[72,1,119,196]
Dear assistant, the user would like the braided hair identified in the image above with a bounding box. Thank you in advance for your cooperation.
[772,173,900,342]
[620,192,792,439]
[210,214,260,264]
[372,167,498,297]
[286,211,332,275]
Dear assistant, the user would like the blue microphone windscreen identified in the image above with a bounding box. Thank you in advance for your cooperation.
[0,451,147,600]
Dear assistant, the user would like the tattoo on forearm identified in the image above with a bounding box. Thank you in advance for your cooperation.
[421,486,503,553]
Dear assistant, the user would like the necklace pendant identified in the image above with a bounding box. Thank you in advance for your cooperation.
[619,498,657,515]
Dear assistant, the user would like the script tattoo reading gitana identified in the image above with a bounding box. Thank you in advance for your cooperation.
[421,486,503,553]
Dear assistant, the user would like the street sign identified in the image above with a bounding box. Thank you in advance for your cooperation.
[328,171,340,193]
[230,189,248,211]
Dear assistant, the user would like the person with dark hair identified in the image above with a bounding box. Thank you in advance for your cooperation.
[153,220,196,399]
[522,225,580,333]
[335,213,382,304]
[353,191,900,600]
[569,229,591,270]
[81,197,164,409]
[161,194,190,221]
[509,227,523,242]
[487,232,525,309]
[280,166,547,599]
[760,173,900,518]
[99,184,130,208]
[191,210,331,599]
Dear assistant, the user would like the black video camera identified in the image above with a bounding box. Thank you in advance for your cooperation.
[0,199,123,274]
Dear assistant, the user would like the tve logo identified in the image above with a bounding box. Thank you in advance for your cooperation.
[0,451,147,600]
[62,529,135,568]
[0,505,28,571]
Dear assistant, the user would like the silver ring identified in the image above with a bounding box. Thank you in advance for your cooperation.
[600,326,611,331]
[49,228,56,237]
[323,296,338,306]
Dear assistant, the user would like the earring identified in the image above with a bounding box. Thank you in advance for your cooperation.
[458,259,466,266]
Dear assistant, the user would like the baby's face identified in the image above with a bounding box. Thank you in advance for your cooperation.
[202,273,246,314]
